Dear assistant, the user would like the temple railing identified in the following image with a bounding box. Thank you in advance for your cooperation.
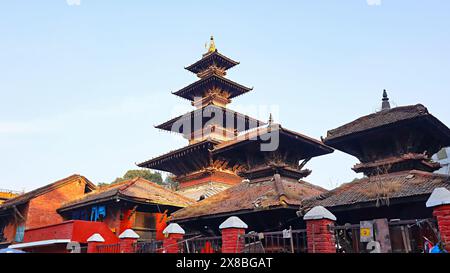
[96,243,121,253]
[241,229,308,253]
[333,218,438,253]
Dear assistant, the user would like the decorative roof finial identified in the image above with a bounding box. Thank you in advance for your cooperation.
[381,89,391,110]
[268,113,274,125]
[207,36,216,53]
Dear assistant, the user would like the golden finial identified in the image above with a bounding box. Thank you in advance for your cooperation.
[207,36,216,53]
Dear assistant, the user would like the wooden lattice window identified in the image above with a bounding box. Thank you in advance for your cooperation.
[133,212,156,241]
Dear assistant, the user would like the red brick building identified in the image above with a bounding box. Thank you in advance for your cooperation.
[0,174,96,248]
[57,177,193,240]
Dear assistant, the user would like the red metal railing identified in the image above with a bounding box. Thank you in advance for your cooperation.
[96,243,121,253]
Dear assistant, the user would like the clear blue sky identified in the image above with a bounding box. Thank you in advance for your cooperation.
[1,0,449,191]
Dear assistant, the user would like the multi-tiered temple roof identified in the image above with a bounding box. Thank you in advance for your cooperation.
[302,91,450,222]
[185,50,239,74]
[172,74,253,102]
[138,37,265,200]
[170,122,334,231]
[324,96,450,176]
[154,104,264,142]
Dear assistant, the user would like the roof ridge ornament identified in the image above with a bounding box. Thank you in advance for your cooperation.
[206,36,216,54]
[381,89,391,111]
[268,113,273,125]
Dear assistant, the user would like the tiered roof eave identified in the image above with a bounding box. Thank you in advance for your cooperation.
[184,50,240,74]
[172,74,253,101]
[154,104,266,134]
[136,139,219,175]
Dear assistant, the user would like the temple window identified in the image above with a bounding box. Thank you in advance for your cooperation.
[132,211,156,241]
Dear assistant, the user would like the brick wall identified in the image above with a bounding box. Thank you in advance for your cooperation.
[221,228,245,253]
[2,204,28,242]
[26,177,91,229]
[24,221,73,242]
[306,219,336,253]
[163,233,183,253]
[433,204,450,252]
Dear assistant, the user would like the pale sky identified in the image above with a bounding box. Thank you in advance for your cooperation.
[1,0,449,192]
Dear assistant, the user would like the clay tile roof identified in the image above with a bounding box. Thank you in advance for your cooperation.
[213,124,333,155]
[170,177,327,221]
[59,177,194,211]
[302,170,450,209]
[0,174,96,211]
[137,139,218,170]
[325,104,430,142]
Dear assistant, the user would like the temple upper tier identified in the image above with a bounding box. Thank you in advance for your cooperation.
[185,49,239,75]
[324,92,450,176]
[138,37,264,199]
[213,123,334,180]
[173,37,252,107]
[172,74,253,104]
[155,105,265,144]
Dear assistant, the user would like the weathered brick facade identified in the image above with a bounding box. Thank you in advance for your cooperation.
[26,178,90,229]
[0,175,95,243]
[163,233,183,253]
[433,204,450,252]
[221,228,246,253]
[303,206,337,253]
[306,219,336,253]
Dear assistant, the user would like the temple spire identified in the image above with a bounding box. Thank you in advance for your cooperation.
[381,89,391,110]
[268,113,274,125]
[207,36,216,53]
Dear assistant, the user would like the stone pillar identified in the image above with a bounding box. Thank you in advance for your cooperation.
[162,223,185,253]
[220,216,248,253]
[426,187,450,252]
[119,229,140,253]
[304,206,336,253]
[86,233,105,253]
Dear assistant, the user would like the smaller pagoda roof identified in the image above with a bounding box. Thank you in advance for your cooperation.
[185,50,240,74]
[58,177,194,212]
[170,175,327,221]
[137,140,219,175]
[352,153,442,175]
[155,105,265,133]
[325,104,450,144]
[301,170,450,211]
[172,74,253,101]
[213,124,334,160]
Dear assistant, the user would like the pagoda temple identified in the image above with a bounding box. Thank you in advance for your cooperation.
[138,37,264,200]
[170,122,334,233]
[302,91,450,223]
